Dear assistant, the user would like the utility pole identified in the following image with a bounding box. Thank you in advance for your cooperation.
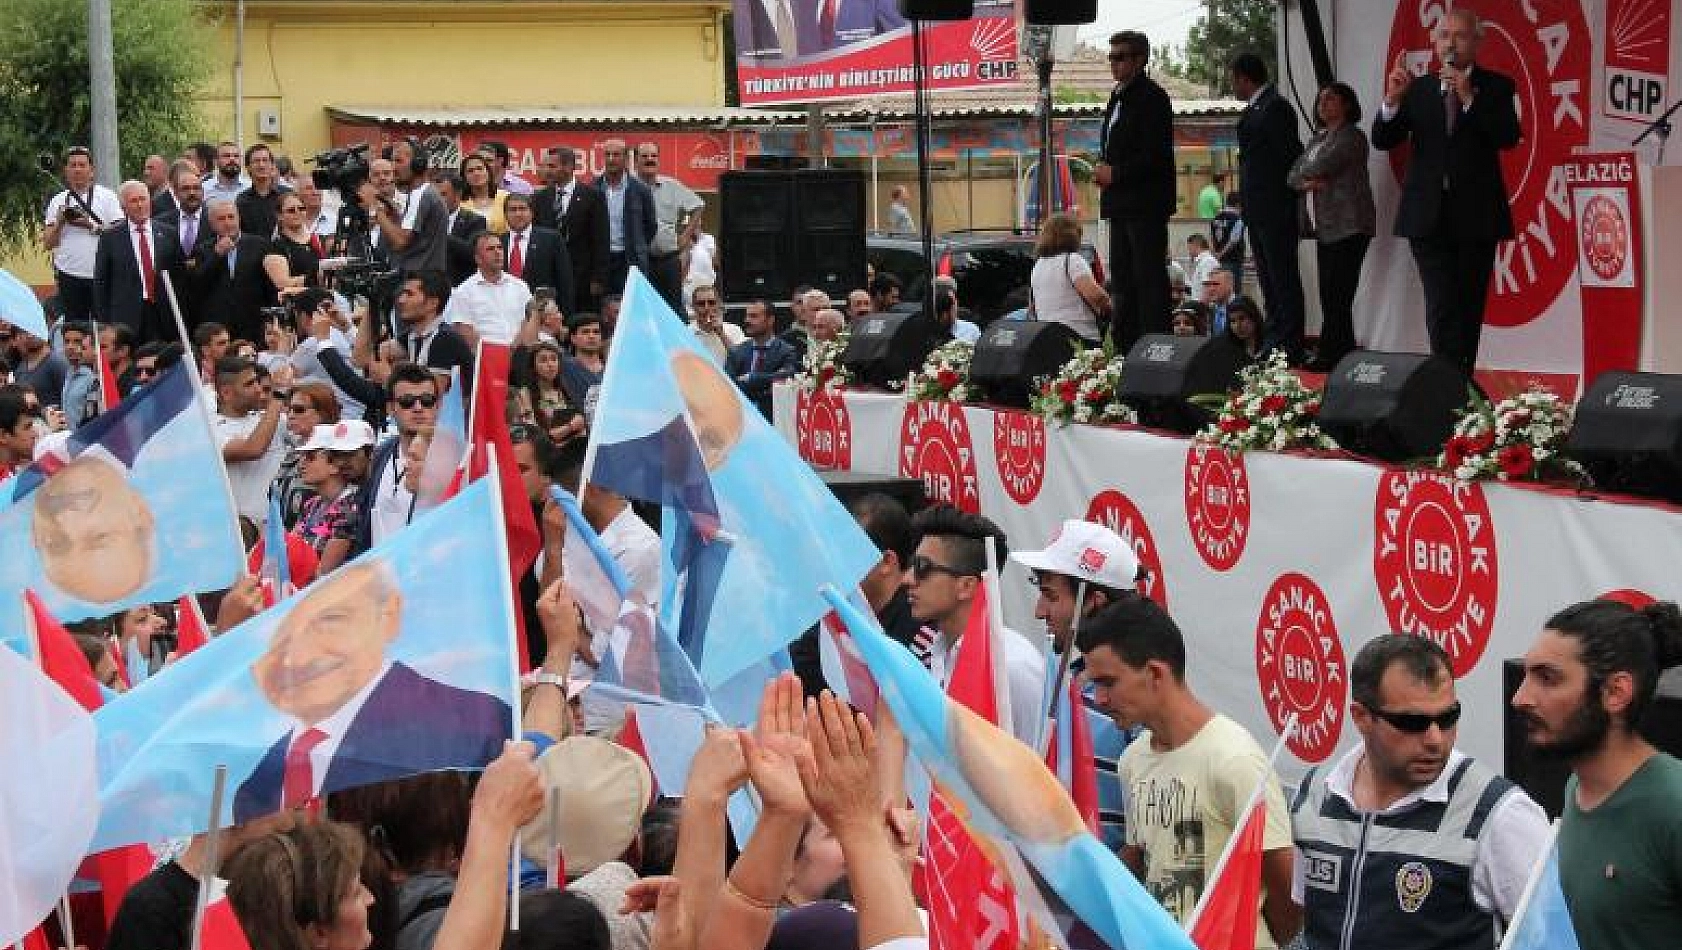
[89,0,120,186]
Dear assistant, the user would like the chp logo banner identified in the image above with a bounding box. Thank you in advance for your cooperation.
[1601,0,1672,125]
[733,0,1018,107]
[900,401,980,512]
[1255,572,1346,763]
[1565,153,1644,381]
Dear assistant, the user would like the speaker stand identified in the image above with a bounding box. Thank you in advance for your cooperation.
[911,18,936,322]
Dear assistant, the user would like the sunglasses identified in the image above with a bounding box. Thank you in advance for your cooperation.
[288,402,315,414]
[394,392,438,409]
[1364,702,1462,734]
[694,299,720,308]
[135,366,158,378]
[909,554,979,581]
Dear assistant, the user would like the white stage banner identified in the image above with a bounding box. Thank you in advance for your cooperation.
[776,384,1682,781]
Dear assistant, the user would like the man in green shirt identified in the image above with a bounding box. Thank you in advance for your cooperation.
[1512,597,1682,950]
[1196,173,1226,219]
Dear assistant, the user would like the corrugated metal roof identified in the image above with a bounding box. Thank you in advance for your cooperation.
[327,105,807,127]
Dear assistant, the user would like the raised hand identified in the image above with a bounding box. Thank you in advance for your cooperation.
[797,690,881,833]
[687,722,749,803]
[739,672,812,819]
[1385,51,1410,106]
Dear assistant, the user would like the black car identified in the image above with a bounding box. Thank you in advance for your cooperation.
[866,229,1106,326]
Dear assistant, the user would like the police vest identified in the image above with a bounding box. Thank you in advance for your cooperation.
[1291,756,1516,950]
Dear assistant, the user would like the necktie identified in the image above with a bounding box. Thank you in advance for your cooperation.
[282,727,327,808]
[228,244,237,277]
[1445,81,1462,135]
[182,215,198,253]
[819,0,836,45]
[776,0,798,58]
[136,226,155,302]
[509,232,525,278]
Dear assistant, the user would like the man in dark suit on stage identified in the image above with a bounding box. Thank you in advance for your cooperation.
[595,140,657,295]
[232,559,511,821]
[155,162,213,324]
[534,147,611,312]
[435,173,486,288]
[95,181,184,343]
[1372,8,1520,374]
[196,199,275,342]
[1095,30,1176,350]
[1231,53,1307,363]
[502,193,574,314]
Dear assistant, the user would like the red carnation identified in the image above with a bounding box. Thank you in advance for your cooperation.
[1497,443,1534,477]
[1468,428,1496,454]
[1260,394,1288,415]
[818,365,835,383]
[1086,387,1109,405]
[1058,380,1079,404]
[1443,437,1466,470]
[1303,399,1320,416]
[937,369,960,390]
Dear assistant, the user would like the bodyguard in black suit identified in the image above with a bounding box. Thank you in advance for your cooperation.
[1231,53,1308,362]
[435,173,488,288]
[1095,31,1176,350]
[1372,9,1520,373]
[94,182,185,342]
[196,200,277,341]
[502,193,574,313]
[534,147,611,311]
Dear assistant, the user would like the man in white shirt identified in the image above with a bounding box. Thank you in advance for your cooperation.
[203,141,251,206]
[1187,233,1221,290]
[636,142,704,312]
[213,356,290,526]
[446,231,533,346]
[687,284,744,364]
[41,146,122,322]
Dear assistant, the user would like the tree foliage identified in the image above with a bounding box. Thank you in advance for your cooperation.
[0,0,212,247]
[1163,0,1277,94]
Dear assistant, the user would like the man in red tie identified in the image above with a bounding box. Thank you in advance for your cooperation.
[500,194,573,314]
[94,180,183,343]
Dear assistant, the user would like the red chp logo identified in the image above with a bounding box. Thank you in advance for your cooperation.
[1373,472,1500,677]
[1183,443,1251,571]
[994,411,1047,505]
[901,401,980,513]
[1579,193,1629,282]
[796,389,852,470]
[1085,490,1167,608]
[1384,0,1591,328]
[1256,572,1347,763]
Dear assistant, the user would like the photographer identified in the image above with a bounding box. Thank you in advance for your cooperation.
[282,287,367,423]
[41,146,122,322]
[361,157,447,276]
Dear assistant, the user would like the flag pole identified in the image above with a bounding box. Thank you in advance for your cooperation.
[161,271,246,561]
[90,320,109,414]
[189,764,230,950]
[1183,714,1297,935]
[981,540,1013,738]
[1035,581,1086,759]
[55,897,75,950]
[1494,819,1564,950]
[545,786,563,889]
[482,456,524,932]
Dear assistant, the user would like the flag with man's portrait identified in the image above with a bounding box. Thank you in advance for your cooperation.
[89,478,520,852]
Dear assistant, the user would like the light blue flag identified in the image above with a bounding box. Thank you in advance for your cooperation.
[89,478,521,852]
[0,362,243,654]
[1505,836,1582,950]
[821,586,1198,950]
[585,270,879,687]
[0,268,49,340]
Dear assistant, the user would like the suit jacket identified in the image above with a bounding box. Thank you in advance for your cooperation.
[832,0,906,45]
[594,174,657,272]
[1236,84,1305,229]
[151,189,178,218]
[503,226,574,313]
[232,661,511,821]
[533,182,611,295]
[93,220,184,334]
[1371,66,1521,241]
[153,205,214,325]
[1286,124,1377,243]
[196,233,276,340]
[724,336,799,419]
[446,206,487,287]
[1098,73,1177,221]
[735,0,819,57]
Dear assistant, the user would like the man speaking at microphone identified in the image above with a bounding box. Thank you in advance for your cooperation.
[1372,8,1520,375]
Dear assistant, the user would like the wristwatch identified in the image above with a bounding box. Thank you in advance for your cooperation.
[531,671,568,691]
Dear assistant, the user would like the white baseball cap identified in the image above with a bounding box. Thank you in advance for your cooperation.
[299,420,376,453]
[1010,519,1140,592]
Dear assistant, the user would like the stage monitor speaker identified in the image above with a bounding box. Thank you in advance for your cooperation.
[744,155,810,171]
[820,470,927,513]
[969,320,1083,409]
[721,171,794,300]
[897,0,973,20]
[1317,350,1470,461]
[842,312,944,391]
[1565,371,1682,501]
[1118,334,1248,433]
[795,170,867,299]
[1024,0,1097,25]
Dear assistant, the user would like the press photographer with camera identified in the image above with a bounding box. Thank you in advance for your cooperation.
[41,146,122,322]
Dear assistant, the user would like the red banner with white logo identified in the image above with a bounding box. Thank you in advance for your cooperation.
[1601,0,1673,127]
[1564,152,1644,383]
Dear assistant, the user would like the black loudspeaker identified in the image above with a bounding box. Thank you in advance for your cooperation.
[1317,350,1470,462]
[842,312,943,391]
[1118,334,1248,433]
[820,470,927,513]
[969,321,1083,409]
[744,155,810,171]
[1565,372,1682,501]
[720,170,865,303]
[897,0,973,20]
[1024,0,1097,25]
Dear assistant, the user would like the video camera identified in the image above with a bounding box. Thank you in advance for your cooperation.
[334,258,402,303]
[309,144,372,200]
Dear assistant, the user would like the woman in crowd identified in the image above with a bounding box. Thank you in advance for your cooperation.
[1171,301,1211,337]
[289,420,375,575]
[1028,213,1111,344]
[460,154,509,235]
[110,603,171,683]
[512,341,586,448]
[1221,296,1267,363]
[273,382,342,529]
[70,630,126,694]
[1288,81,1377,372]
[264,192,324,300]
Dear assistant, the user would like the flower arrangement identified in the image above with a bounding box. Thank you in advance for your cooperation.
[797,331,852,393]
[1029,340,1136,426]
[1197,350,1337,453]
[906,339,976,403]
[1438,387,1586,483]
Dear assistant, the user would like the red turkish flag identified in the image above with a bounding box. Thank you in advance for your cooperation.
[468,342,542,669]
[1188,796,1267,950]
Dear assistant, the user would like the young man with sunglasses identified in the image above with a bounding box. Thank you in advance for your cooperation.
[904,504,1044,745]
[352,363,441,551]
[1292,635,1547,950]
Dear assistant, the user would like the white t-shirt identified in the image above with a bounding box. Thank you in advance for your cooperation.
[926,623,1046,747]
[1029,252,1101,341]
[445,271,533,345]
[1190,250,1222,289]
[43,186,122,277]
[370,447,413,546]
[215,411,287,524]
[685,233,717,286]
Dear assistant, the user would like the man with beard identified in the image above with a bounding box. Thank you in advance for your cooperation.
[1293,635,1547,950]
[1512,599,1682,949]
